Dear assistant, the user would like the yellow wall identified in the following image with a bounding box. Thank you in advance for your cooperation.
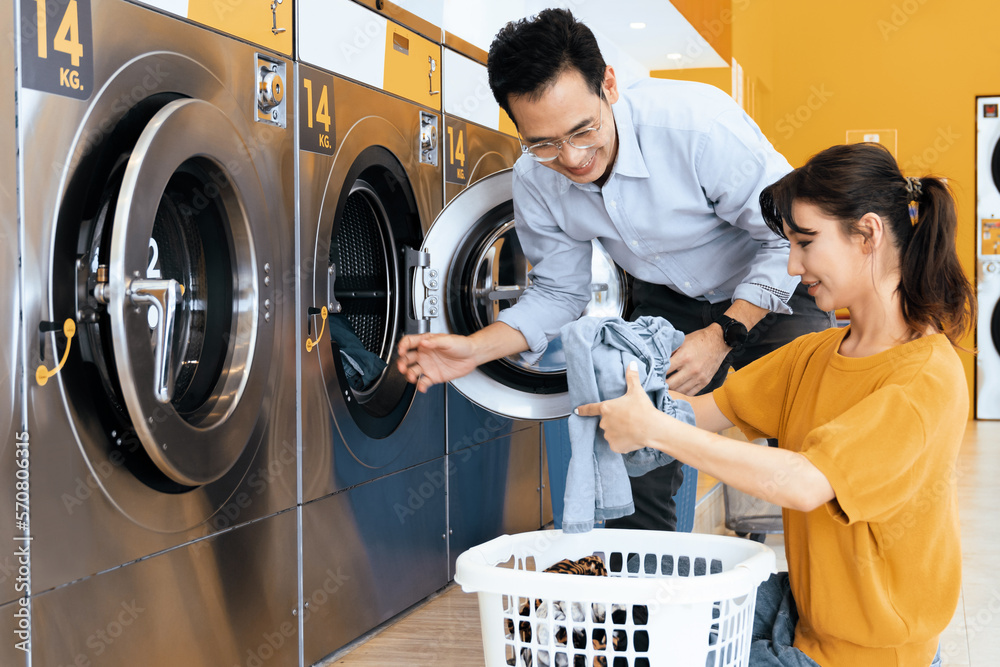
[656,0,987,410]
[670,0,733,63]
[767,0,990,412]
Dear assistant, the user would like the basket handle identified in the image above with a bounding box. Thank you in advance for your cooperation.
[453,533,517,592]
[733,549,775,583]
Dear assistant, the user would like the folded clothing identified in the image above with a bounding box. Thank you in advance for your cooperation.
[560,315,696,534]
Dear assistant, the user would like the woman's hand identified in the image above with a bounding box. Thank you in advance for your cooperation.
[575,362,663,454]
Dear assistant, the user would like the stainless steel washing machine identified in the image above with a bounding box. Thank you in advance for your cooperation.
[18,0,297,663]
[976,96,1000,419]
[297,0,448,661]
[439,39,553,576]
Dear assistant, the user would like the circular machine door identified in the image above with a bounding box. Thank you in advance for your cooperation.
[418,169,626,420]
[991,134,1000,195]
[76,98,271,488]
[314,144,424,440]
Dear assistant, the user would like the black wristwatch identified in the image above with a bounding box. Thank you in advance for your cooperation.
[715,314,749,349]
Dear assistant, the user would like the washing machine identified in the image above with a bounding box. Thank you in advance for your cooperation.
[976,96,1000,419]
[438,38,556,576]
[296,0,449,662]
[18,0,297,663]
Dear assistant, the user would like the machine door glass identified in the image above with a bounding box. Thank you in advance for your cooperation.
[992,134,1000,195]
[73,98,271,488]
[417,169,626,420]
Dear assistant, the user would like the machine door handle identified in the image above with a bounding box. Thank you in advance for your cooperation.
[127,278,184,403]
[428,56,440,96]
[270,0,286,35]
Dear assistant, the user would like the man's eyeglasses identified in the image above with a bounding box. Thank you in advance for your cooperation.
[520,93,605,163]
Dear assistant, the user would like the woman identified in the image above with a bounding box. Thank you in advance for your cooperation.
[577,143,975,666]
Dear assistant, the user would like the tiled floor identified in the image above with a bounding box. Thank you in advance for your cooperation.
[325,420,1000,666]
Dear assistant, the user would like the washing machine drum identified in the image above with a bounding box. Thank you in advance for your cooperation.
[74,98,274,487]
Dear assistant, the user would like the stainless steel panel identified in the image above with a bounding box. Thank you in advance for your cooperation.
[446,418,543,577]
[301,461,449,665]
[31,510,298,667]
[1,0,20,608]
[22,0,296,593]
[446,385,526,454]
[299,68,445,504]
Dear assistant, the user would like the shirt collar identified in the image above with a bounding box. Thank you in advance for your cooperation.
[607,92,650,180]
[570,90,650,192]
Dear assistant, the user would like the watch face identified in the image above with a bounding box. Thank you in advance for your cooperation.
[722,318,748,347]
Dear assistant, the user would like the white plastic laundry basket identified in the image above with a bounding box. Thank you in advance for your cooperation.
[455,529,775,667]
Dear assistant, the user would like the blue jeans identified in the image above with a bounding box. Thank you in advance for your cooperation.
[606,282,835,531]
[751,573,820,666]
[752,573,943,666]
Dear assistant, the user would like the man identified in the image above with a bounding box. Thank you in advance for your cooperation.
[397,8,834,531]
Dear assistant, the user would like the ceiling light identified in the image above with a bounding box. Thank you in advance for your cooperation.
[630,22,646,29]
[667,53,683,60]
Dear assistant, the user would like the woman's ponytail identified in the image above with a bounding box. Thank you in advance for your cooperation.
[899,176,976,346]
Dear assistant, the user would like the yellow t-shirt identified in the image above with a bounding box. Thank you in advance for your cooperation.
[714,326,965,667]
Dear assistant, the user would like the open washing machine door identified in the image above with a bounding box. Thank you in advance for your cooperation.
[417,169,626,420]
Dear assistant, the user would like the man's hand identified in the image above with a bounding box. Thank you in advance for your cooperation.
[396,333,480,393]
[665,325,731,395]
[396,322,532,392]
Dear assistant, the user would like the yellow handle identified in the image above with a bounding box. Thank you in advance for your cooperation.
[305,306,328,353]
[36,319,76,386]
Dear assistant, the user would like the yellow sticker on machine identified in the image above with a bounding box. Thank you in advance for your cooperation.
[382,23,441,110]
[983,219,1000,255]
[187,0,293,56]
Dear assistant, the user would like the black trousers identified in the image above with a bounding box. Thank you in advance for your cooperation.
[605,280,835,531]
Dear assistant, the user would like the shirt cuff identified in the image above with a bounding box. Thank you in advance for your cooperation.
[733,283,794,315]
[496,309,550,366]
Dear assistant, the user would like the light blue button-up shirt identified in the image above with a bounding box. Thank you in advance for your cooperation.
[496,78,798,364]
